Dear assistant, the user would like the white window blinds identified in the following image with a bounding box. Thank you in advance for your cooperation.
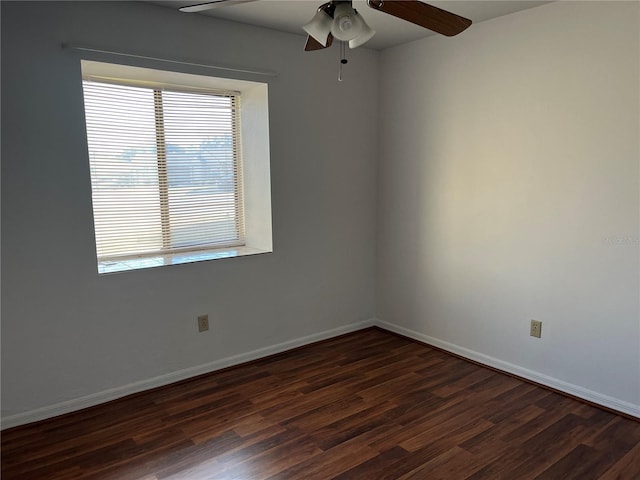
[82,79,245,263]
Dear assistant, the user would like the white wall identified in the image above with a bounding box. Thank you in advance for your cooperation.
[3,0,638,427]
[377,1,640,415]
[1,1,378,425]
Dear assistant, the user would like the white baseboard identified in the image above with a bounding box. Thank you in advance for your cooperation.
[374,318,640,419]
[4,317,637,429]
[1,318,376,430]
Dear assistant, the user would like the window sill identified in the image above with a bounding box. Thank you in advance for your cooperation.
[98,246,270,274]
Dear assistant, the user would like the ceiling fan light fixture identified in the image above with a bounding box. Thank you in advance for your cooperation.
[349,21,375,49]
[330,3,364,42]
[302,9,333,46]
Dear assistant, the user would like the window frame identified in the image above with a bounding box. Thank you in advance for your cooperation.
[80,61,273,274]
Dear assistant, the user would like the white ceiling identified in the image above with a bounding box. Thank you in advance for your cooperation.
[148,0,551,50]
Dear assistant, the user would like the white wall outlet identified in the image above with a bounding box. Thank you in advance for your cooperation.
[530,319,542,338]
[197,314,209,332]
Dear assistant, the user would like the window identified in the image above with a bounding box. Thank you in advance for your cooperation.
[81,61,272,273]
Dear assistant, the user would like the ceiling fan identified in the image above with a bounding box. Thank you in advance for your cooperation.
[179,1,472,51]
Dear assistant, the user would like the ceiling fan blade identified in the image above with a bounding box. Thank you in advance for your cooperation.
[180,0,257,13]
[305,33,334,51]
[366,0,471,37]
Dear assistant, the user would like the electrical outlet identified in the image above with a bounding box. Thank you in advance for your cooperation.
[198,314,209,332]
[530,320,542,338]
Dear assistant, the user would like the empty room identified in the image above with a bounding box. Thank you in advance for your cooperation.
[1,0,639,478]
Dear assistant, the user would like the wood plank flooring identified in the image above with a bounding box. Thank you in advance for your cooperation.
[2,327,639,479]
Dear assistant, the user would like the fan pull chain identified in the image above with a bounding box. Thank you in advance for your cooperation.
[338,41,348,82]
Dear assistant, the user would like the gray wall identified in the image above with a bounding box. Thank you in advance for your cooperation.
[1,1,378,423]
[377,1,639,414]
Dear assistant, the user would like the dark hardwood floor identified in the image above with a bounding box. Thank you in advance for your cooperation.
[2,327,639,479]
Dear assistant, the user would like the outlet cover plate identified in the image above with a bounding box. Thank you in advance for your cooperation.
[530,320,542,338]
[198,315,209,332]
